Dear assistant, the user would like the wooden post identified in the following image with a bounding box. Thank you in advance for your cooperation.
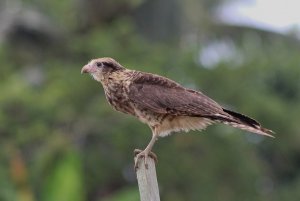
[135,156,160,201]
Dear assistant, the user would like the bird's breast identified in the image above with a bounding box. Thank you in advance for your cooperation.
[103,80,135,116]
[131,105,167,127]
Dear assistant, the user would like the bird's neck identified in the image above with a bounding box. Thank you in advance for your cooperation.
[101,69,133,91]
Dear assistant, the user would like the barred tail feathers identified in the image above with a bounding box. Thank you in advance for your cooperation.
[210,108,274,137]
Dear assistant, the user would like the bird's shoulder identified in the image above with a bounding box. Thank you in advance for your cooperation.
[130,71,183,89]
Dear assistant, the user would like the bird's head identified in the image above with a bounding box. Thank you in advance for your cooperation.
[81,57,124,81]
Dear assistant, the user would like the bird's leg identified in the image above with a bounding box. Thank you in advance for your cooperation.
[134,129,159,170]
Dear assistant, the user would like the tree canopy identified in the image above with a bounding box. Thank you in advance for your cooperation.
[0,0,300,201]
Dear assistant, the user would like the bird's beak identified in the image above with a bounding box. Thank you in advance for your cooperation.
[81,64,91,74]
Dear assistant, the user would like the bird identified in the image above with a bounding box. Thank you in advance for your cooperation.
[81,57,273,169]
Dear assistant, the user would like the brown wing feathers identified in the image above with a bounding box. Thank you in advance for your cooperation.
[129,72,273,137]
[222,108,260,127]
[130,72,223,116]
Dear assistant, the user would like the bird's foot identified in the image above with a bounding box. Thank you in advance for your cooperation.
[134,149,158,171]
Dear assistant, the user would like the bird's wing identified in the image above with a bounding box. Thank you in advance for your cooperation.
[128,72,224,117]
[128,72,274,137]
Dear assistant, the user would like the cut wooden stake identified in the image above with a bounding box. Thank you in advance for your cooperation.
[135,156,160,201]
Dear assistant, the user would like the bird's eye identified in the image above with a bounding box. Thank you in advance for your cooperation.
[96,62,103,67]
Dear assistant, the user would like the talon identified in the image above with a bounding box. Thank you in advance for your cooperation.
[149,152,158,163]
[134,149,143,156]
[133,149,158,171]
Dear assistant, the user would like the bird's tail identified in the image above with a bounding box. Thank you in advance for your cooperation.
[211,108,274,137]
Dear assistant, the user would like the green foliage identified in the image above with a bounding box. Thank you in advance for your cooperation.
[1,0,300,201]
[42,150,84,201]
[102,187,139,201]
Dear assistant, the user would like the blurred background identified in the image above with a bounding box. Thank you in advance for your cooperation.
[0,0,300,200]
